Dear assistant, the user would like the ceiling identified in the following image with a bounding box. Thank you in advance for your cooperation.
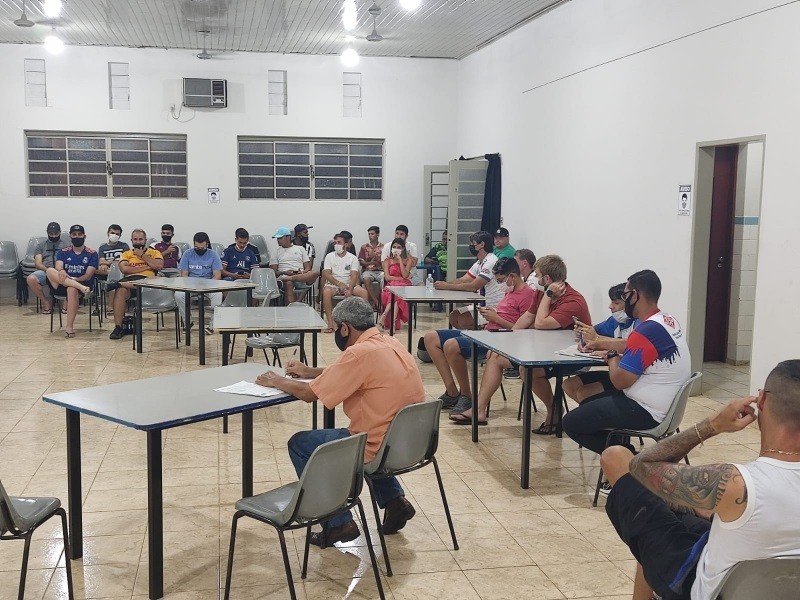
[0,0,566,60]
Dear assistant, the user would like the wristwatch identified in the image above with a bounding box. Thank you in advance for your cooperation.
[545,289,554,298]
[606,350,619,360]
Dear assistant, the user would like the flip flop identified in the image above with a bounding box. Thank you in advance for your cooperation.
[532,423,556,435]
[450,413,487,426]
[64,331,76,338]
[41,308,53,315]
[61,307,68,314]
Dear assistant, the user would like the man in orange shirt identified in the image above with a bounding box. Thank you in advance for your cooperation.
[256,297,425,548]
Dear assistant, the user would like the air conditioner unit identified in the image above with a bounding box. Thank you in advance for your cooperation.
[183,78,227,108]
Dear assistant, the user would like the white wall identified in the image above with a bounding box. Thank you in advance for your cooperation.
[0,45,458,264]
[457,0,800,391]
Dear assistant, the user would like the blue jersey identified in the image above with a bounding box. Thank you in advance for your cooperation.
[221,244,260,274]
[179,249,223,278]
[594,315,638,339]
[56,246,99,285]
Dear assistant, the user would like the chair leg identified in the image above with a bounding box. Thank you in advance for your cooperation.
[174,310,180,349]
[684,454,690,465]
[356,499,387,600]
[365,478,392,576]
[273,349,282,367]
[277,529,298,600]
[302,525,311,579]
[262,349,270,364]
[18,532,33,600]
[57,508,74,600]
[229,335,236,359]
[432,457,458,551]
[499,381,507,403]
[223,513,240,600]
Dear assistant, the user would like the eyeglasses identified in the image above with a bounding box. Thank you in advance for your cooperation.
[495,274,508,283]
[622,290,635,301]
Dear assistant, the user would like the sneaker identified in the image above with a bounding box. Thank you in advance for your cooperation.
[449,395,473,415]
[438,391,461,410]
[382,496,416,534]
[204,325,214,334]
[503,368,520,379]
[109,326,123,340]
[598,481,612,497]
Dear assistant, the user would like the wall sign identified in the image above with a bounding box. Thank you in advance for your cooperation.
[208,187,220,204]
[678,185,691,216]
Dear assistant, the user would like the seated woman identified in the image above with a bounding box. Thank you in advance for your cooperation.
[564,283,638,403]
[422,258,534,422]
[379,238,414,331]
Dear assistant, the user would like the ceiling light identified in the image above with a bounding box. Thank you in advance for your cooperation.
[44,30,64,54]
[42,0,63,18]
[340,47,359,67]
[342,0,357,30]
[344,34,356,42]
[399,0,421,10]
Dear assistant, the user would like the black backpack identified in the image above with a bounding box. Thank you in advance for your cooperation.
[122,315,136,336]
[417,337,432,363]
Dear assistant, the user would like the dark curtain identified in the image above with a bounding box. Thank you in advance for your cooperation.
[481,153,501,233]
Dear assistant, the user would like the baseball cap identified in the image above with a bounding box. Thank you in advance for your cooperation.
[494,227,510,238]
[46,222,61,233]
[69,224,85,234]
[272,226,293,238]
[294,223,312,234]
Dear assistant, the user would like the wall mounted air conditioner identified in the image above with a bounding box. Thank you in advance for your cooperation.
[183,78,227,108]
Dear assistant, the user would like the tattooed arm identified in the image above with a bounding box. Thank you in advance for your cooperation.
[630,396,757,522]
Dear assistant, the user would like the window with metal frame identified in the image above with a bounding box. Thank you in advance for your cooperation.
[238,137,383,201]
[25,131,187,198]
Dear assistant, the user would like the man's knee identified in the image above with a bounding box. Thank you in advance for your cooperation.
[600,446,634,484]
[443,338,462,358]
[423,331,441,351]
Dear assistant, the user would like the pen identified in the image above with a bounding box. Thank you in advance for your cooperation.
[287,347,298,370]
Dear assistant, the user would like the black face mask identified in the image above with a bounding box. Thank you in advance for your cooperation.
[133,243,146,250]
[71,237,85,248]
[194,247,207,256]
[468,245,479,257]
[334,324,348,351]
[624,291,638,319]
[162,235,173,243]
[48,234,60,242]
[297,235,308,244]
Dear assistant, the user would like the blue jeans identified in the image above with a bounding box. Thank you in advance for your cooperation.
[287,428,405,529]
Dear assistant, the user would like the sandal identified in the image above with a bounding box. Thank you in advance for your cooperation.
[61,307,68,314]
[41,307,53,315]
[64,331,76,338]
[450,413,487,426]
[532,422,556,436]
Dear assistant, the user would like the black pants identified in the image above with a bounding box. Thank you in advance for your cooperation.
[562,389,658,454]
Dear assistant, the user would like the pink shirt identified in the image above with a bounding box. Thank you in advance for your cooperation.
[486,285,534,330]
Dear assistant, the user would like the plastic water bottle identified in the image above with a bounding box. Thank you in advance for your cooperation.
[426,273,434,292]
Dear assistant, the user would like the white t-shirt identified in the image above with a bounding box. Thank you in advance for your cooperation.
[271,245,309,273]
[468,253,504,308]
[525,272,538,290]
[323,251,360,286]
[692,458,800,599]
[381,240,418,261]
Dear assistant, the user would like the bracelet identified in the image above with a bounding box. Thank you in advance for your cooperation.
[694,423,704,447]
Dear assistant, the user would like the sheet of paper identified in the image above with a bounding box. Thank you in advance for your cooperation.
[555,346,604,361]
[214,380,284,398]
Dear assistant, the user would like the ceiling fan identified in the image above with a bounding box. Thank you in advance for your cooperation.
[13,0,35,27]
[195,29,232,59]
[366,3,384,42]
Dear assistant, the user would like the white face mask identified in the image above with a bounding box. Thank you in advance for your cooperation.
[334,244,344,254]
[108,233,120,244]
[533,279,546,292]
[391,248,402,257]
[611,310,629,324]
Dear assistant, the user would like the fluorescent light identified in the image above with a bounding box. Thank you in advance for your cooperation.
[44,32,64,54]
[399,0,421,10]
[42,0,62,18]
[340,47,359,67]
[342,0,357,30]
[344,34,356,42]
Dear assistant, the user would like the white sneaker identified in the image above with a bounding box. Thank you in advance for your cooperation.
[598,481,612,496]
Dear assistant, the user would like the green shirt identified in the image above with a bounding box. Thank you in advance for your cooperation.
[493,243,516,259]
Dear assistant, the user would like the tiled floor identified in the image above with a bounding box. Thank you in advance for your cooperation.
[0,298,763,600]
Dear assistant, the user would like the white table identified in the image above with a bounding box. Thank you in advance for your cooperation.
[42,363,293,600]
[387,286,485,352]
[461,329,602,488]
[131,277,256,365]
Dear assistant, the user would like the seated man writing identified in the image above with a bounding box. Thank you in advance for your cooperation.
[601,359,800,600]
[422,257,533,416]
[255,297,424,547]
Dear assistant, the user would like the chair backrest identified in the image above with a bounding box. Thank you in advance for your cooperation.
[716,557,800,599]
[174,242,191,255]
[0,241,19,270]
[146,237,156,248]
[106,262,123,284]
[23,237,46,263]
[291,433,367,522]
[366,400,440,474]
[220,289,248,307]
[250,267,280,300]
[211,243,225,258]
[250,235,270,266]
[141,287,177,310]
[0,480,22,534]
[651,371,703,438]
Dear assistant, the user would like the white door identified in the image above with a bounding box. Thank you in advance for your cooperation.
[447,159,488,278]
[422,165,450,255]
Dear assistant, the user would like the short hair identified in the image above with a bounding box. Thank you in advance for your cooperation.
[534,255,567,282]
[340,230,353,242]
[395,225,409,236]
[764,360,800,430]
[235,228,249,239]
[608,283,626,301]
[514,248,536,266]
[390,237,408,258]
[131,228,146,238]
[627,269,662,302]
[332,297,376,331]
[368,225,380,234]
[333,232,346,243]
[161,224,174,232]
[469,231,494,253]
[108,224,122,234]
[193,231,211,245]
[492,256,520,276]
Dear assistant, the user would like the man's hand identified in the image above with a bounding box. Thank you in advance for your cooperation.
[133,247,145,258]
[286,360,314,379]
[433,280,449,290]
[479,307,498,324]
[547,281,566,298]
[255,371,284,388]
[710,397,757,434]
[575,321,597,341]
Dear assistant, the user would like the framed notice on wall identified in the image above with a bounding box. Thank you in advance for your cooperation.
[678,185,691,216]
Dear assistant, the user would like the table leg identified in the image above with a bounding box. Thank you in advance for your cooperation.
[521,367,533,489]
[66,410,82,559]
[246,287,253,307]
[184,293,191,347]
[389,294,396,336]
[554,371,564,438]
[146,429,164,599]
[471,341,479,443]
[136,288,143,353]
[242,410,253,497]
[198,294,206,365]
[312,332,319,430]
[407,301,414,354]
[473,303,478,331]
[222,332,230,434]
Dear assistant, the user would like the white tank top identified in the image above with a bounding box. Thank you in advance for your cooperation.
[691,457,800,599]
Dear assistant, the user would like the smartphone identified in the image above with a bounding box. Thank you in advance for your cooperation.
[489,328,513,332]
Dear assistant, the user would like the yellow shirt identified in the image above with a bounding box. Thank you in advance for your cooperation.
[119,248,163,278]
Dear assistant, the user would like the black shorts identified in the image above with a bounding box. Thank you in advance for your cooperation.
[575,370,614,391]
[48,284,85,299]
[606,474,711,600]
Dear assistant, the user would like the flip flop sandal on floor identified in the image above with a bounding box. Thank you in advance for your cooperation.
[532,423,556,435]
[450,413,488,426]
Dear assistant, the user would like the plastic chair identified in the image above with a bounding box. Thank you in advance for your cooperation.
[140,287,181,349]
[715,556,800,599]
[174,242,191,256]
[211,243,225,258]
[364,400,458,576]
[250,267,281,306]
[592,372,703,506]
[20,237,45,275]
[249,234,271,267]
[0,480,74,600]
[223,433,385,600]
[50,287,101,333]
[0,241,19,277]
[242,302,306,364]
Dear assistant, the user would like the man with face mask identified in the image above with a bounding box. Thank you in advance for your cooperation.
[292,223,316,267]
[109,229,164,340]
[562,269,691,474]
[97,224,130,274]
[563,283,639,403]
[255,297,425,548]
[150,224,180,270]
[27,221,66,314]
[45,225,99,337]
[321,232,368,332]
[174,232,223,333]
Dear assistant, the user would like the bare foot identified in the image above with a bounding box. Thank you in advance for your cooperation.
[79,284,91,294]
